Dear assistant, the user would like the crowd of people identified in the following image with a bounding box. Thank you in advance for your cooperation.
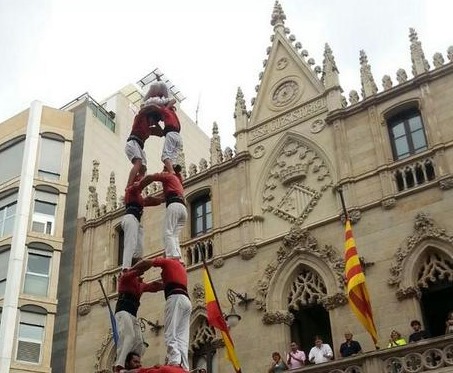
[268,314,453,371]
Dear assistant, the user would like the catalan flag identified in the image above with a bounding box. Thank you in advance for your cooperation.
[344,219,378,345]
[203,267,242,373]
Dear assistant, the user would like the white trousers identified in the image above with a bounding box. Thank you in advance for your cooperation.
[163,203,187,258]
[114,311,145,368]
[164,294,192,370]
[121,214,144,268]
[161,132,182,163]
[125,139,147,165]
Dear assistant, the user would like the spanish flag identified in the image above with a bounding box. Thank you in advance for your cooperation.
[344,220,378,345]
[203,267,242,373]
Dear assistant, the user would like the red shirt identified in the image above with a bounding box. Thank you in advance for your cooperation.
[159,106,181,133]
[130,112,153,141]
[117,269,162,298]
[125,183,144,207]
[137,365,187,373]
[151,258,187,288]
[151,172,184,198]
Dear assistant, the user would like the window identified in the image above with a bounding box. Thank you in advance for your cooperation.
[116,225,124,267]
[23,250,51,297]
[16,307,46,364]
[32,190,58,235]
[0,136,25,185]
[38,135,64,180]
[388,109,427,160]
[0,249,10,297]
[191,195,212,237]
[0,191,17,238]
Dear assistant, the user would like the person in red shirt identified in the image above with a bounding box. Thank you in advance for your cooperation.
[122,166,164,268]
[125,106,164,187]
[114,267,164,372]
[145,103,182,174]
[136,167,186,259]
[132,257,191,371]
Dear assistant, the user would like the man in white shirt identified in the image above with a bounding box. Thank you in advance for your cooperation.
[286,341,306,369]
[308,336,333,364]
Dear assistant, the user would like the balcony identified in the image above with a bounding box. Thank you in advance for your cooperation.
[290,334,453,373]
[392,157,436,192]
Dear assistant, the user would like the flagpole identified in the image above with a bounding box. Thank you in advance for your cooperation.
[98,279,119,346]
[336,185,349,219]
[198,244,225,321]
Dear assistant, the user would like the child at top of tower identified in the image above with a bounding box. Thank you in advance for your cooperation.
[141,76,176,110]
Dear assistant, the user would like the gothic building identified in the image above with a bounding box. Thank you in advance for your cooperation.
[72,3,453,373]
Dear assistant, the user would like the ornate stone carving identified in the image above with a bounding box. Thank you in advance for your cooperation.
[322,43,339,89]
[192,283,205,308]
[78,304,91,316]
[288,267,327,310]
[256,226,345,312]
[188,163,197,177]
[252,145,265,159]
[341,95,348,108]
[382,198,396,210]
[239,246,257,260]
[234,87,247,119]
[349,90,360,105]
[359,50,378,98]
[86,185,100,220]
[409,28,430,76]
[439,177,453,190]
[99,297,107,307]
[210,122,223,166]
[213,258,224,268]
[340,209,362,224]
[176,149,187,179]
[270,1,286,28]
[417,252,453,288]
[433,52,445,68]
[271,80,300,107]
[262,310,294,325]
[190,318,220,352]
[92,159,100,183]
[321,292,348,310]
[199,158,208,172]
[262,137,333,224]
[448,46,453,62]
[389,212,453,288]
[276,57,288,70]
[395,286,422,300]
[94,331,114,371]
[106,171,117,212]
[310,119,326,134]
[396,68,408,84]
[382,75,393,90]
[223,147,233,161]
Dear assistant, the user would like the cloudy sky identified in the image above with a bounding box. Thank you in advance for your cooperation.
[0,0,451,149]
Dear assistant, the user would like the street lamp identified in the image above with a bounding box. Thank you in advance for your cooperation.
[139,317,164,336]
[224,288,254,328]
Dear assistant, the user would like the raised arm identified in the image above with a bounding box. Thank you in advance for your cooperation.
[142,280,164,293]
[131,259,153,273]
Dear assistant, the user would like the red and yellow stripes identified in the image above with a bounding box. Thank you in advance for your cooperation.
[203,268,242,373]
[345,220,378,345]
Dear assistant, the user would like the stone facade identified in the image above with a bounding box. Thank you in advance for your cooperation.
[71,4,453,373]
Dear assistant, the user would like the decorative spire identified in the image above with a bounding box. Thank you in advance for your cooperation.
[175,148,187,179]
[359,50,378,98]
[322,43,340,88]
[409,28,429,76]
[210,122,223,166]
[91,159,100,183]
[106,171,117,212]
[270,1,286,31]
[234,87,247,119]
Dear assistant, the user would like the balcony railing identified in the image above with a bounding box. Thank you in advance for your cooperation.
[288,334,453,373]
[183,236,214,266]
[393,157,436,192]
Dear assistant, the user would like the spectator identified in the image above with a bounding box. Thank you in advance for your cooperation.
[268,352,288,372]
[446,311,453,334]
[387,330,407,348]
[286,342,306,369]
[308,336,333,364]
[339,331,362,357]
[125,352,142,370]
[408,320,430,342]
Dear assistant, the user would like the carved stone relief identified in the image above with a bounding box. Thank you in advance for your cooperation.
[252,145,265,159]
[276,57,288,70]
[340,209,362,224]
[439,177,453,190]
[262,310,294,325]
[192,283,205,308]
[190,318,223,353]
[255,225,345,313]
[271,80,300,107]
[288,267,327,310]
[239,246,257,260]
[213,258,224,268]
[382,198,397,210]
[78,304,91,316]
[309,119,326,134]
[94,331,115,372]
[388,212,453,299]
[262,137,333,224]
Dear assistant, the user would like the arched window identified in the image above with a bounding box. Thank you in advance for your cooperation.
[191,317,219,373]
[387,108,427,160]
[16,305,47,364]
[115,224,124,267]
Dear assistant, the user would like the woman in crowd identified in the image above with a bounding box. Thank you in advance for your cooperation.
[387,330,407,348]
[268,352,288,372]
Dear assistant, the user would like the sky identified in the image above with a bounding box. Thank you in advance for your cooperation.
[0,0,452,149]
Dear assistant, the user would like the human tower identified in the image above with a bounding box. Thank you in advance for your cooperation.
[114,77,191,373]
